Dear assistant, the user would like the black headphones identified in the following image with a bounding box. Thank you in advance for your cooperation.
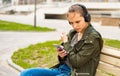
[76,4,91,22]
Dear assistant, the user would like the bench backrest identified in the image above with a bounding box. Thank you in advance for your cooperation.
[96,48,120,76]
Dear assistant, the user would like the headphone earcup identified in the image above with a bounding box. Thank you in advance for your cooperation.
[84,14,91,22]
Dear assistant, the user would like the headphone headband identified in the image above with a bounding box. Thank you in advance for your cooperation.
[75,4,91,22]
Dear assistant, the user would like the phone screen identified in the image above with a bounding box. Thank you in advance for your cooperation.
[53,44,63,51]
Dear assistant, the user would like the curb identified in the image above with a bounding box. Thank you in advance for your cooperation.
[7,55,24,72]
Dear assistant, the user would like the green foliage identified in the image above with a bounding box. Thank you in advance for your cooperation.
[0,20,55,31]
[12,40,61,69]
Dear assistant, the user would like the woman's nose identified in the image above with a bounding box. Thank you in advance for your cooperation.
[72,23,77,28]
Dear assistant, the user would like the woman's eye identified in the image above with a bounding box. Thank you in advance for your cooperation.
[75,21,80,23]
[69,22,73,25]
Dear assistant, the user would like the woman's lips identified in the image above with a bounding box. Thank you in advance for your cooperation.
[75,28,80,31]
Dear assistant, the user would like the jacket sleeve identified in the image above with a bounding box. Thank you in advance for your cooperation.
[63,34,102,68]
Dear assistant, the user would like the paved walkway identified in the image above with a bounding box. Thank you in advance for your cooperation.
[0,14,120,76]
[0,31,61,76]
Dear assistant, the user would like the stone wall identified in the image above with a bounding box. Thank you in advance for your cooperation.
[91,16,102,22]
[91,16,120,26]
[101,17,120,26]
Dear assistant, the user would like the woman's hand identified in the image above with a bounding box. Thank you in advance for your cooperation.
[57,48,67,59]
[61,32,68,43]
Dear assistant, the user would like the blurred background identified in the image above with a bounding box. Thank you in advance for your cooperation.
[0,0,120,27]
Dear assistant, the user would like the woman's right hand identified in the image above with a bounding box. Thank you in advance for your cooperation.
[57,48,67,59]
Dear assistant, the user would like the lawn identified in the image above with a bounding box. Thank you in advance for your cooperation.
[12,40,61,69]
[0,20,55,31]
[104,38,120,49]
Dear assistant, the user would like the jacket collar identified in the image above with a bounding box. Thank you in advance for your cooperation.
[71,24,93,40]
[82,24,93,40]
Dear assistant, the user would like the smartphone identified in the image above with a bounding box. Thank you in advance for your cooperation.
[53,44,63,51]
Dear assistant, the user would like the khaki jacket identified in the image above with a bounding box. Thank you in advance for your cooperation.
[62,24,103,76]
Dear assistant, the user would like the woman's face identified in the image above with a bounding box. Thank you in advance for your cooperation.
[67,12,87,33]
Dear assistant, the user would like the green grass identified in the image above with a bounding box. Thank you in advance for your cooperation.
[12,40,61,69]
[98,70,114,76]
[104,38,120,49]
[0,20,55,32]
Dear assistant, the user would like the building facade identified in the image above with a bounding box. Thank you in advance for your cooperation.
[11,0,120,5]
[0,0,2,5]
[0,0,120,6]
[0,0,11,5]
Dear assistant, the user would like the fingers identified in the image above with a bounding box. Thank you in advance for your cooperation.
[61,32,67,38]
[57,50,67,58]
[61,32,68,43]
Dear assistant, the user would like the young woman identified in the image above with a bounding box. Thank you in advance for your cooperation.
[20,4,103,76]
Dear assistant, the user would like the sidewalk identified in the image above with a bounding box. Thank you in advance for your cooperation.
[0,31,62,76]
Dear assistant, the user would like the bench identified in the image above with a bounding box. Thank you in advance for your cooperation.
[95,47,120,76]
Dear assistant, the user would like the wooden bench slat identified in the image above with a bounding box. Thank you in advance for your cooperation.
[97,48,120,76]
[100,54,120,67]
[95,70,109,76]
[102,48,120,58]
[97,62,120,76]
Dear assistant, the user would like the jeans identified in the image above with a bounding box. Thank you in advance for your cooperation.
[20,63,71,76]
